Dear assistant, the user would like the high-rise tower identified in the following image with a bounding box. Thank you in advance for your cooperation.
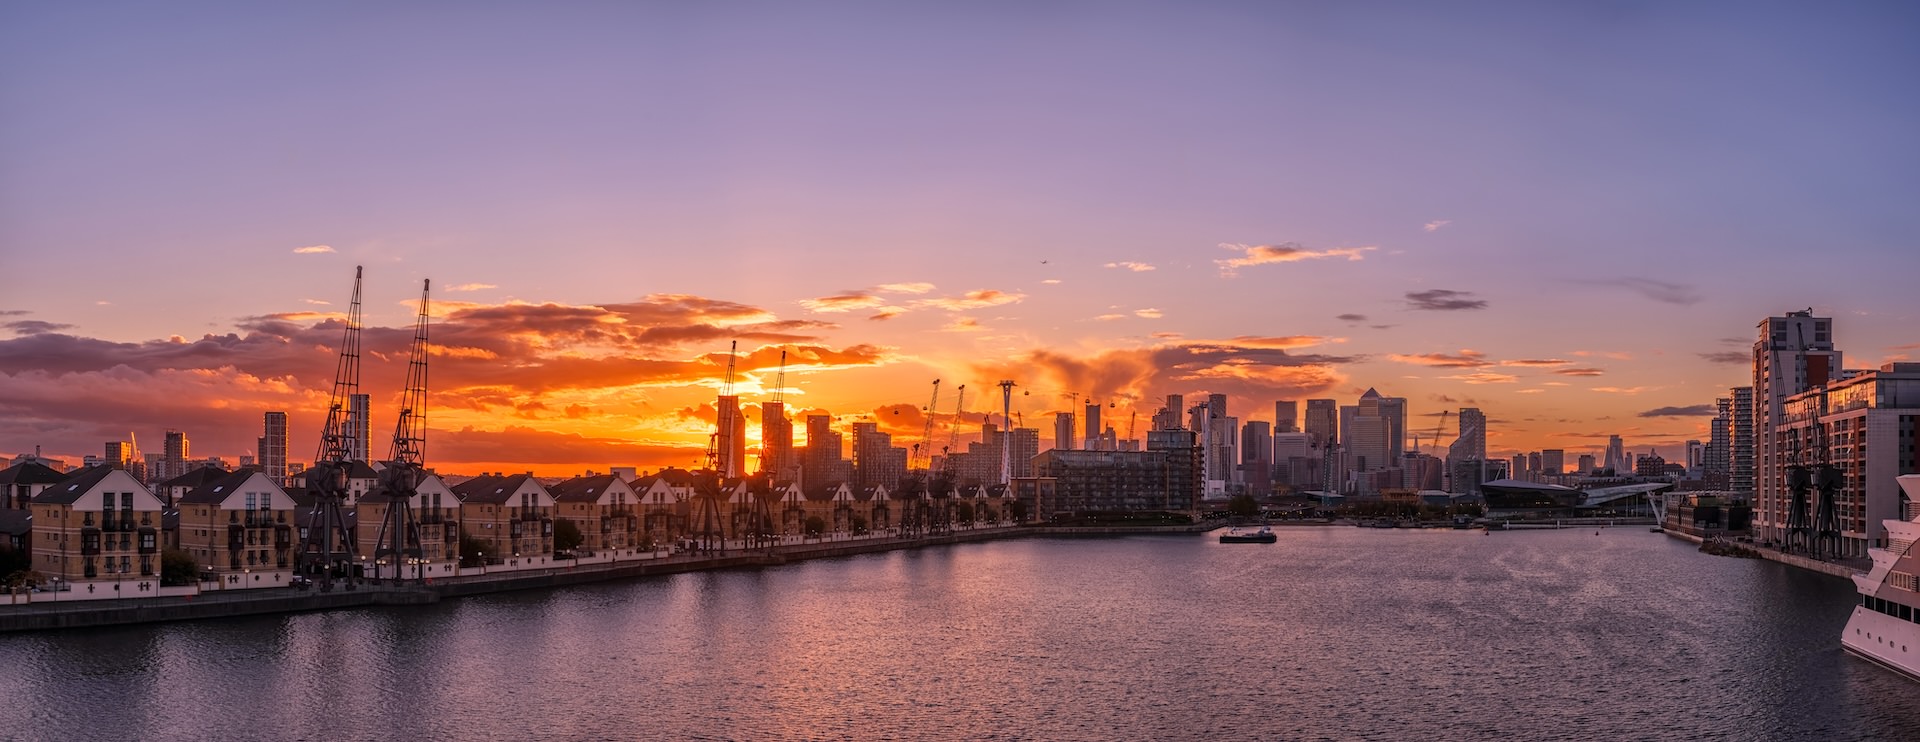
[262,411,288,486]
[1751,311,1841,544]
[347,393,371,462]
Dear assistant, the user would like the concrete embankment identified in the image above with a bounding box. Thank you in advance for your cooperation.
[1,526,1050,632]
[1660,529,1863,579]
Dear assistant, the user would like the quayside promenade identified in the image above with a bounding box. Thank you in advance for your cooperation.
[0,522,1212,632]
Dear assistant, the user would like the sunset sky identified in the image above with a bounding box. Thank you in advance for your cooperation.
[3,2,1916,476]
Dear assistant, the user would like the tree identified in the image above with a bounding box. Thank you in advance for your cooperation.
[160,549,198,587]
[804,515,826,539]
[458,530,495,567]
[850,515,868,535]
[956,501,976,524]
[553,519,584,554]
[1009,499,1029,523]
[1227,494,1260,519]
[0,544,29,581]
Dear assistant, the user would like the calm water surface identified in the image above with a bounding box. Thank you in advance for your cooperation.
[2,528,1914,741]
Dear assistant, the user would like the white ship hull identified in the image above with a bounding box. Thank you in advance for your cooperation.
[1841,607,1920,682]
[1841,474,1920,683]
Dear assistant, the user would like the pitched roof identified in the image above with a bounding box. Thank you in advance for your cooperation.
[550,474,620,503]
[0,461,66,487]
[451,472,541,504]
[160,466,229,490]
[32,466,117,505]
[177,469,267,506]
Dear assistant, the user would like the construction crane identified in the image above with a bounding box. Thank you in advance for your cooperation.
[758,349,789,477]
[373,278,431,582]
[1411,410,1450,455]
[943,384,967,469]
[1127,410,1138,443]
[997,380,1016,485]
[917,379,941,471]
[300,266,366,591]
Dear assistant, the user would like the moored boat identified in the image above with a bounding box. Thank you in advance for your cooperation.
[1841,474,1920,682]
[1219,526,1276,543]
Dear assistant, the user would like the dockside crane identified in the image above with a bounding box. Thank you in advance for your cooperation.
[692,341,737,554]
[373,279,431,582]
[300,266,366,591]
[916,379,941,471]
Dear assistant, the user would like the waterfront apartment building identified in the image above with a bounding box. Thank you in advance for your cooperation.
[550,474,642,553]
[175,469,296,575]
[30,467,165,581]
[1773,363,1920,556]
[452,473,554,560]
[1753,311,1842,544]
[1030,449,1194,515]
[354,473,461,570]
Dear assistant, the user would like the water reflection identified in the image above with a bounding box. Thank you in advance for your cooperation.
[0,530,1912,741]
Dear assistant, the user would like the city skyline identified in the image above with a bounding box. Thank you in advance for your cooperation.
[3,3,1917,475]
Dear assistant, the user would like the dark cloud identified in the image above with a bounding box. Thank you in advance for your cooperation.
[1405,289,1487,311]
[4,320,74,335]
[1588,278,1703,306]
[1555,368,1606,376]
[1389,351,1491,368]
[1639,405,1716,418]
[1336,313,1367,322]
[1697,351,1747,364]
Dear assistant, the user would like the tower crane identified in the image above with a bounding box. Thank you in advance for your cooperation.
[300,266,366,591]
[1411,410,1450,455]
[917,379,941,471]
[374,279,431,582]
[943,384,967,469]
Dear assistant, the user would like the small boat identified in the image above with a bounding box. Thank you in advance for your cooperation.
[1219,526,1277,543]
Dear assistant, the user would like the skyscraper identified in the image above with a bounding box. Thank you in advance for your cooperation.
[1348,389,1391,472]
[1603,435,1626,473]
[1054,411,1076,452]
[1240,420,1271,494]
[761,400,793,480]
[1752,311,1841,544]
[347,393,371,462]
[1274,400,1298,433]
[1541,449,1564,476]
[1152,393,1185,431]
[1447,408,1486,494]
[1729,386,1755,497]
[261,411,288,486]
[163,429,189,482]
[1304,399,1337,449]
[715,394,745,477]
[803,415,845,487]
[1084,402,1101,451]
[1707,396,1732,486]
[1377,395,1407,464]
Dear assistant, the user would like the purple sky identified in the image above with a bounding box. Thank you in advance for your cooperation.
[3,2,1916,472]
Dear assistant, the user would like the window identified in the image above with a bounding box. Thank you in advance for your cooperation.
[121,492,132,511]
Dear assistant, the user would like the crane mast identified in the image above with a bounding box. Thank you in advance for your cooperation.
[943,385,966,471]
[917,379,940,471]
[300,266,366,591]
[374,278,431,581]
